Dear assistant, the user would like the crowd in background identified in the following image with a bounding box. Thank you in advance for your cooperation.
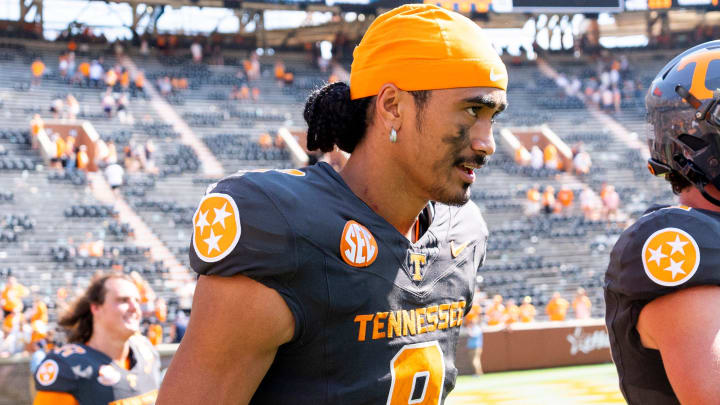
[0,272,187,359]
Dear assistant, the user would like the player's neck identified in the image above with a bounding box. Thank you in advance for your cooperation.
[678,185,720,213]
[340,150,427,240]
[87,331,131,365]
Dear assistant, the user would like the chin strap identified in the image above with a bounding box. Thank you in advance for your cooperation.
[672,153,720,208]
[698,183,720,208]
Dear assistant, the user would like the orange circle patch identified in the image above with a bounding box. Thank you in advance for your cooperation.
[340,220,378,267]
[36,359,59,386]
[192,193,241,263]
[642,227,700,286]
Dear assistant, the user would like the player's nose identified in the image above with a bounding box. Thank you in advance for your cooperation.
[470,124,495,156]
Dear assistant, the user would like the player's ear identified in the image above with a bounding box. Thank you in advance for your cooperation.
[375,83,404,133]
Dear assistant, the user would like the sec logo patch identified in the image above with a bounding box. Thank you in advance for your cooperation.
[642,227,700,286]
[36,359,59,386]
[340,220,378,267]
[192,193,241,263]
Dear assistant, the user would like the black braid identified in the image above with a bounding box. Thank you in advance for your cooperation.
[304,82,372,153]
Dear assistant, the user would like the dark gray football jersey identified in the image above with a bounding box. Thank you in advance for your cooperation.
[605,205,720,405]
[34,335,161,405]
[190,162,488,404]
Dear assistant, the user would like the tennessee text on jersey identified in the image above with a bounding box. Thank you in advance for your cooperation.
[189,162,489,404]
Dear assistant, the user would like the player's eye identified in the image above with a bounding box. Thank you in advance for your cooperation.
[465,106,482,118]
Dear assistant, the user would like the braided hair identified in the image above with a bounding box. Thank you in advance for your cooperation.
[304,81,430,153]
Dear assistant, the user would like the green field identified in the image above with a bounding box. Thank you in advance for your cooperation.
[447,363,626,405]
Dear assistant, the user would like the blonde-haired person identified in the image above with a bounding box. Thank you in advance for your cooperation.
[33,274,160,405]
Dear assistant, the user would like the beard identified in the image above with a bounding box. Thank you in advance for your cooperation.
[428,179,472,206]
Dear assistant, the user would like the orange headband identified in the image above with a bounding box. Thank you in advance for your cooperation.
[350,4,507,100]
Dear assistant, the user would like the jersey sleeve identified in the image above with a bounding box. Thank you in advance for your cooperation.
[189,174,298,280]
[189,173,305,342]
[34,352,78,394]
[606,207,720,301]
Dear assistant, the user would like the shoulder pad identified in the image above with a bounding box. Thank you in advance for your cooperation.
[34,352,79,392]
[607,207,720,299]
[189,172,298,279]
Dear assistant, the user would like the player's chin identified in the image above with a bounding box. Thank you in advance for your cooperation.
[435,184,471,207]
[123,319,141,333]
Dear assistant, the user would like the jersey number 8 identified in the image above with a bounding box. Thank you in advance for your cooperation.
[387,341,445,405]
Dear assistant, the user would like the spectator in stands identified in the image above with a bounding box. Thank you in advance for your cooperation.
[133,70,146,98]
[191,40,203,63]
[543,143,560,170]
[601,86,613,111]
[144,140,156,171]
[572,287,592,320]
[0,311,24,357]
[49,97,63,119]
[525,184,541,216]
[601,184,620,220]
[120,68,130,92]
[158,76,172,96]
[274,60,285,84]
[529,145,543,170]
[77,60,90,86]
[546,292,569,321]
[170,310,188,344]
[464,297,483,375]
[154,297,167,324]
[514,145,531,167]
[76,145,89,171]
[2,276,29,316]
[116,93,129,123]
[541,185,555,215]
[49,134,64,168]
[556,185,574,212]
[504,299,519,325]
[258,133,273,149]
[102,89,115,118]
[519,296,536,323]
[30,59,45,86]
[30,114,44,150]
[129,271,155,317]
[486,294,505,326]
[580,185,600,220]
[107,140,118,165]
[58,53,69,79]
[147,322,163,346]
[251,87,260,101]
[572,144,592,175]
[239,84,250,100]
[65,94,80,121]
[105,66,118,90]
[89,59,104,88]
[105,162,124,194]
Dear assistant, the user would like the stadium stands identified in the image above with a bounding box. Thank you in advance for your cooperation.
[0,31,693,351]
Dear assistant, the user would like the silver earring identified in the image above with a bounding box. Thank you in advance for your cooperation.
[389,128,397,143]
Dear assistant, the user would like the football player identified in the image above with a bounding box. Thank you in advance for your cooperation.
[33,274,161,405]
[158,4,507,404]
[605,40,720,404]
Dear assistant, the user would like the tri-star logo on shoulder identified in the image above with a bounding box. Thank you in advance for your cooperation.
[340,220,378,267]
[642,227,700,287]
[36,359,59,386]
[192,193,241,263]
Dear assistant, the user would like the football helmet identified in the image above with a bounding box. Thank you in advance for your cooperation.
[646,40,720,206]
